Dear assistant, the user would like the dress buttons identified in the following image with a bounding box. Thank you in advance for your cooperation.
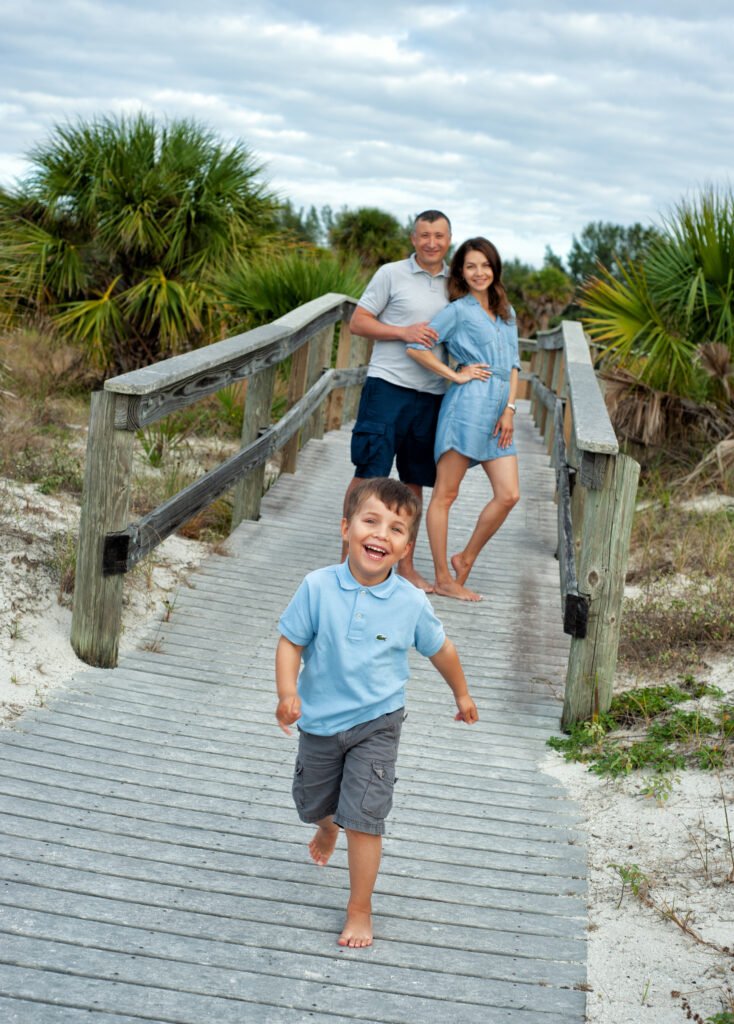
[356,613,363,619]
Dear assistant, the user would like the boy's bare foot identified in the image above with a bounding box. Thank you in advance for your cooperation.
[397,565,434,592]
[309,822,340,866]
[338,904,373,948]
[433,578,483,602]
[451,553,474,586]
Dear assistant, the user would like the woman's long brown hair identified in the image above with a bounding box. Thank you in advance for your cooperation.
[448,237,513,322]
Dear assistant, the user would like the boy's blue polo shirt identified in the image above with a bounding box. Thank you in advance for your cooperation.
[278,560,445,736]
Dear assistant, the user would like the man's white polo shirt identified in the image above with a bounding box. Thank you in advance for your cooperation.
[358,253,449,395]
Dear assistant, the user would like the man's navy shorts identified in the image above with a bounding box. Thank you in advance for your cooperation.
[292,708,405,835]
[351,377,443,488]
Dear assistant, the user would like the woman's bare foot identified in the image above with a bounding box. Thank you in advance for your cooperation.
[309,822,340,866]
[338,903,373,948]
[397,565,434,592]
[451,552,474,586]
[433,578,482,602]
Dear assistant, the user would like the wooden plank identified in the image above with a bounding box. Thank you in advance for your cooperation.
[0,404,587,1023]
[70,390,134,667]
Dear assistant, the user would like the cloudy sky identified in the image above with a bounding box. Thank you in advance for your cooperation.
[1,0,732,265]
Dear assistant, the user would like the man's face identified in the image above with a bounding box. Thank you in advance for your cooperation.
[411,217,451,271]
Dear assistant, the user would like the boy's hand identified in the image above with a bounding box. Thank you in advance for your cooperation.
[454,694,478,724]
[276,695,301,735]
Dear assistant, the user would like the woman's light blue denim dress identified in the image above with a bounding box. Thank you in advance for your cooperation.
[422,294,521,467]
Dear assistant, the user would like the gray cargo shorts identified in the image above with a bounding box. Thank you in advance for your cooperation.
[292,707,405,836]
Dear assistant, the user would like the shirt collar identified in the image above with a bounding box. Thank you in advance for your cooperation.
[409,252,448,278]
[336,559,399,599]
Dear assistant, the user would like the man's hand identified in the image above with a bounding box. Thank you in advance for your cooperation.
[276,694,301,735]
[402,321,439,348]
[454,694,478,724]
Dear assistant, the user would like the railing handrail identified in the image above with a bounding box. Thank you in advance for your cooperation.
[106,292,354,395]
[105,293,359,431]
[526,320,639,730]
[71,293,369,668]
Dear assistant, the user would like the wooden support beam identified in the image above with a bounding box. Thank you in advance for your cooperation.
[553,401,587,638]
[231,364,277,527]
[301,324,334,448]
[561,453,640,730]
[103,366,368,573]
[342,335,372,422]
[531,349,547,427]
[70,391,134,667]
[325,319,353,432]
[281,339,311,474]
[539,349,557,440]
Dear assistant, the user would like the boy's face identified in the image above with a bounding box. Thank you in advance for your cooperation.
[341,495,415,587]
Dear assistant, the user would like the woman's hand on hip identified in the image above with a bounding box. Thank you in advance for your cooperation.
[494,408,515,448]
[454,362,491,384]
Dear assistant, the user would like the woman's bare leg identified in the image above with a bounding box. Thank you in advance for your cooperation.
[452,455,520,585]
[396,483,433,592]
[426,451,481,601]
[338,829,382,948]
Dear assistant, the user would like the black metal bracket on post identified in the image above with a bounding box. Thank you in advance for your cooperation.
[563,591,589,638]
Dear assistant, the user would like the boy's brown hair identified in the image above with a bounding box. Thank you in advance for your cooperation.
[344,478,422,542]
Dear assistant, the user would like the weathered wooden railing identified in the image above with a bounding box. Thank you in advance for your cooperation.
[524,321,640,730]
[71,293,369,668]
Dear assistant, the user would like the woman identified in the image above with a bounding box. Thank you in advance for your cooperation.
[406,237,520,601]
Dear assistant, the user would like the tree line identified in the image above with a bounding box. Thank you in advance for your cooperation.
[0,112,732,446]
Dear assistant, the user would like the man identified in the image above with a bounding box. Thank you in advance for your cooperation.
[343,210,452,591]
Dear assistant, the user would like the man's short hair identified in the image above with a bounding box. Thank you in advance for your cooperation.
[413,210,451,233]
[345,478,422,542]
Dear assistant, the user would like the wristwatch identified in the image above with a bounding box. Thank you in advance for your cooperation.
[506,402,516,412]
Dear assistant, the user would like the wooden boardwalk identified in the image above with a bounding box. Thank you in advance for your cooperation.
[0,399,586,1023]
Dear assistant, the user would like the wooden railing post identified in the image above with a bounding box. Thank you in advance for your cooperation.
[342,334,372,422]
[281,339,311,474]
[325,319,354,432]
[301,324,334,448]
[232,364,277,527]
[561,453,640,730]
[71,390,134,667]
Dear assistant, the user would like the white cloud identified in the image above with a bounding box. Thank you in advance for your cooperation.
[1,1,733,264]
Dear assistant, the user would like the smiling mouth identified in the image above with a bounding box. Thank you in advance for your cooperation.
[364,544,388,560]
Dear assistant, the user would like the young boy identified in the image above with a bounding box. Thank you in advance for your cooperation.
[275,477,478,949]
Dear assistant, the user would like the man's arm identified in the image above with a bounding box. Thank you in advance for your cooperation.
[350,306,437,349]
[275,634,304,735]
[428,637,478,723]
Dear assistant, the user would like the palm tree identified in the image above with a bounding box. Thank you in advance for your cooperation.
[0,114,279,374]
[329,207,411,269]
[581,188,734,403]
[221,248,367,327]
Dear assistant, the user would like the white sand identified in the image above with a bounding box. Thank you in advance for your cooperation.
[1,475,733,1020]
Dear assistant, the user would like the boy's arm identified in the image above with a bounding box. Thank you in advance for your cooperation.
[275,634,304,735]
[429,637,478,724]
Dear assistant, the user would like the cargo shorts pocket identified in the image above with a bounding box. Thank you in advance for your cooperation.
[361,761,396,818]
[292,759,306,811]
[351,420,390,468]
